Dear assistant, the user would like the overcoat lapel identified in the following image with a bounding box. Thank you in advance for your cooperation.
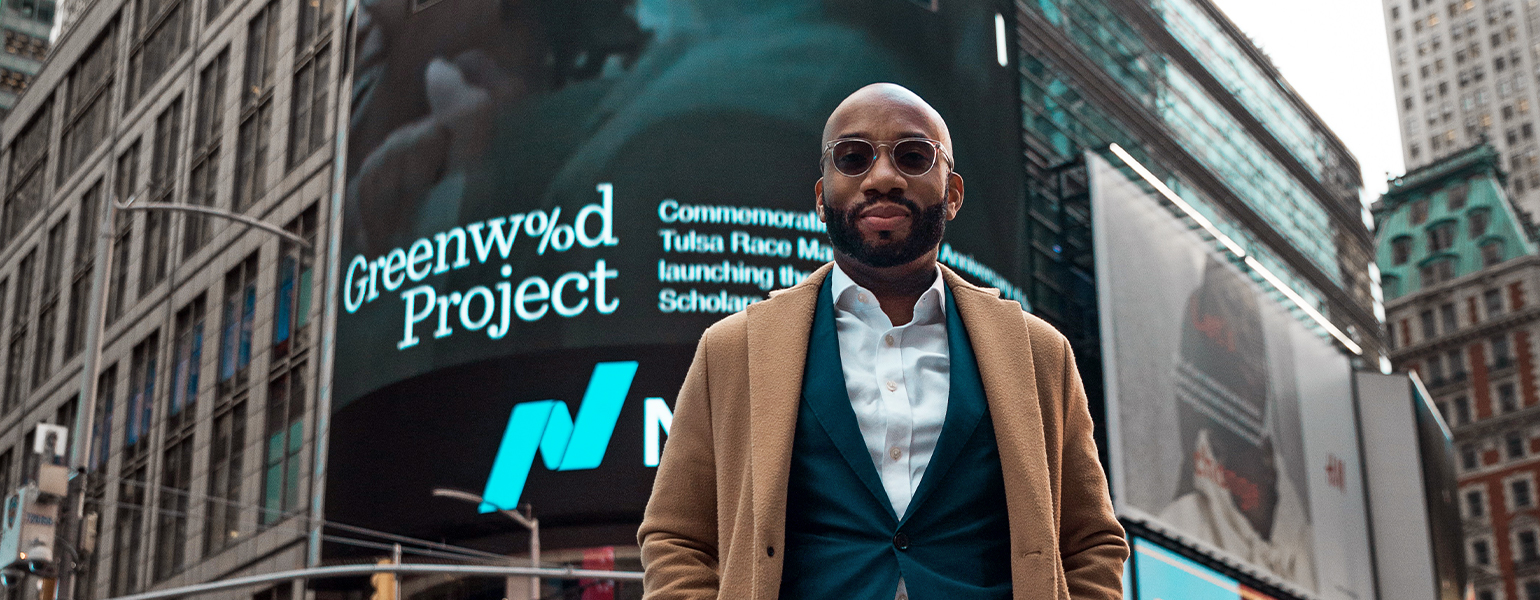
[943,268,1059,550]
[744,264,832,550]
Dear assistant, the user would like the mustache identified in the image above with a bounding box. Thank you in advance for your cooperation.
[848,193,922,217]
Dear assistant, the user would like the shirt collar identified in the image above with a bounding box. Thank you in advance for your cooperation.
[829,262,947,325]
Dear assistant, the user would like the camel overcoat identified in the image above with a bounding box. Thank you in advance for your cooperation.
[638,263,1129,599]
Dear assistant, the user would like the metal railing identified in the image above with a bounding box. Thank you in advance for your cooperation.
[102,563,644,600]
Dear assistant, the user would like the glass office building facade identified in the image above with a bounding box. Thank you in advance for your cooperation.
[1014,0,1380,363]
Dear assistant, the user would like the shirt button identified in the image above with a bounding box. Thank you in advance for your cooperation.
[858,293,869,303]
[890,447,902,460]
[885,380,897,392]
[884,334,895,346]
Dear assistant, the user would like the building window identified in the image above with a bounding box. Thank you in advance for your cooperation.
[1486,288,1504,316]
[273,207,316,359]
[1525,580,1540,600]
[1513,478,1534,507]
[152,433,193,580]
[90,365,116,472]
[1421,309,1437,339]
[1474,539,1492,565]
[3,103,51,247]
[0,449,11,495]
[187,50,227,258]
[1421,258,1456,286]
[1411,199,1430,224]
[1509,431,1528,459]
[139,98,182,295]
[1463,443,1480,470]
[1499,382,1518,412]
[169,296,204,424]
[1470,488,1488,516]
[1480,590,1496,600]
[254,584,293,600]
[110,465,148,596]
[204,400,245,555]
[64,182,101,358]
[288,0,333,168]
[218,254,258,396]
[1428,221,1457,251]
[1521,530,1540,562]
[1427,354,1447,384]
[1441,302,1459,333]
[1449,183,1469,208]
[1393,236,1413,265]
[1449,348,1467,380]
[59,27,117,182]
[4,249,36,413]
[1470,208,1489,237]
[128,0,189,105]
[261,363,306,525]
[138,209,169,296]
[1455,396,1472,425]
[1482,241,1504,266]
[107,142,140,325]
[234,3,277,212]
[1493,334,1513,367]
[32,218,67,388]
[126,332,159,450]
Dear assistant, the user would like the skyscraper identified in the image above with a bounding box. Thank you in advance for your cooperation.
[1383,0,1540,221]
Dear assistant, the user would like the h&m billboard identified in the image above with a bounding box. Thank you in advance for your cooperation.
[1089,152,1375,600]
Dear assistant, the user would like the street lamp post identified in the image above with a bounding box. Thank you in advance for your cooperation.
[58,191,314,600]
[431,489,539,600]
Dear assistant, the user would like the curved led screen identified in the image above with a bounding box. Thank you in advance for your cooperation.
[327,0,1026,553]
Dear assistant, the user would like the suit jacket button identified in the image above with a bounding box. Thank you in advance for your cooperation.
[766,546,775,557]
[892,533,910,551]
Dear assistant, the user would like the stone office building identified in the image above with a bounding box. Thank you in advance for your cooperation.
[0,0,338,594]
[1376,143,1540,600]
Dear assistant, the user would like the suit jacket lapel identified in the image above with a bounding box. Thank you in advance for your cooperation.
[943,268,1058,546]
[801,277,898,522]
[900,285,986,524]
[746,264,832,540]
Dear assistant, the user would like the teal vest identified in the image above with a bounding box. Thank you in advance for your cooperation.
[779,280,1011,599]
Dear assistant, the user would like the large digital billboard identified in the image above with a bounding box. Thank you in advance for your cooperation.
[327,0,1026,554]
[1089,153,1374,599]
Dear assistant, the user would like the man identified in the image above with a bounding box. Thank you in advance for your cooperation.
[638,83,1128,599]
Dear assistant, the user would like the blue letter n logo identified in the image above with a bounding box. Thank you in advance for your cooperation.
[479,361,639,513]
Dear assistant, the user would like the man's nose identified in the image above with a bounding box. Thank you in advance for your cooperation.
[861,147,907,197]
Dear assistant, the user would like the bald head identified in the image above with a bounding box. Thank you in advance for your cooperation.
[823,83,953,157]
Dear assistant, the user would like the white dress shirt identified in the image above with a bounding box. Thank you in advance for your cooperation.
[829,264,950,600]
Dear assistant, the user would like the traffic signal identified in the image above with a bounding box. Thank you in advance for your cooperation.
[369,558,396,600]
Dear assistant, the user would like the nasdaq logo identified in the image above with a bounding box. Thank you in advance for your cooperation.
[479,361,639,512]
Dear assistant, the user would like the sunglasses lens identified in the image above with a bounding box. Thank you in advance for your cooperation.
[830,140,876,176]
[893,140,937,176]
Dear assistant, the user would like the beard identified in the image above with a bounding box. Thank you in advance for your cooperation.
[823,190,947,268]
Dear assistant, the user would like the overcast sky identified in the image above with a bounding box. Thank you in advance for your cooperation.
[1207,0,1404,202]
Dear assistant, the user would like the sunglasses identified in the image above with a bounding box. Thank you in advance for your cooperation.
[822,137,954,178]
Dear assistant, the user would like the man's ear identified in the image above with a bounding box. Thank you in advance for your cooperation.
[814,178,826,222]
[945,171,965,220]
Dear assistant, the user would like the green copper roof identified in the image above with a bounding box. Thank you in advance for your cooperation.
[1374,144,1538,299]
